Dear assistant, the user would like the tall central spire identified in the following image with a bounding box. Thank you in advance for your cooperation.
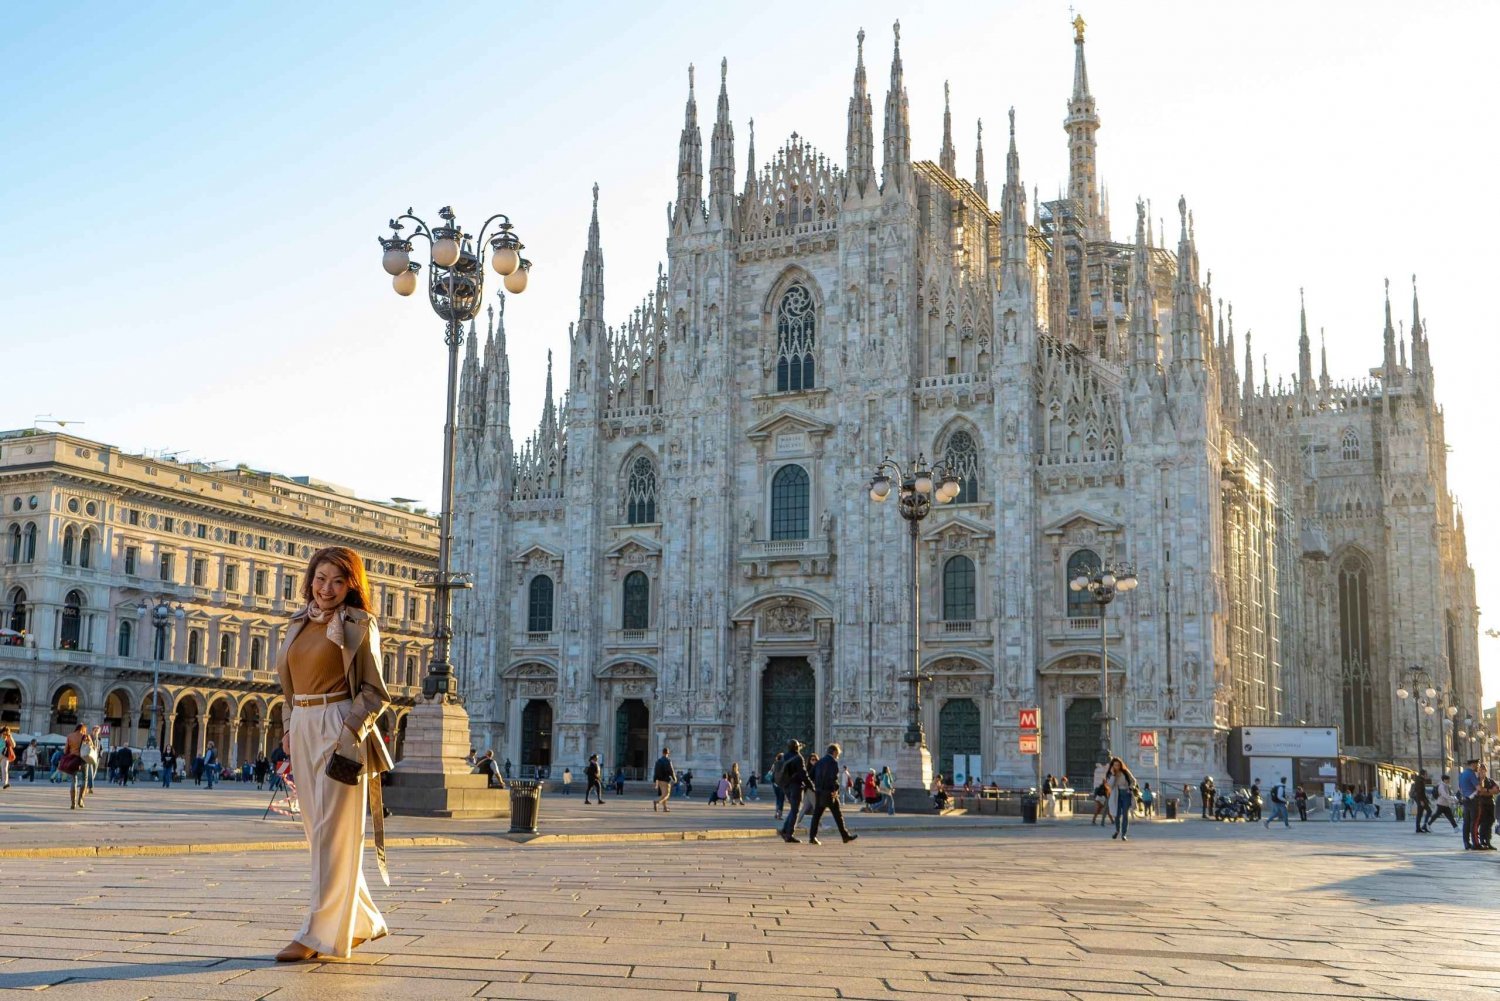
[673,64,702,233]
[881,20,912,194]
[974,120,988,203]
[1129,197,1160,371]
[844,28,875,199]
[1000,108,1029,297]
[1065,15,1102,239]
[708,58,735,226]
[939,81,956,176]
[578,183,604,342]
[1298,287,1313,397]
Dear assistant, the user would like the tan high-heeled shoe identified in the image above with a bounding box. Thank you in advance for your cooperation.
[274,941,319,962]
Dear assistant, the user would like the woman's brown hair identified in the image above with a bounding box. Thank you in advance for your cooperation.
[301,546,374,611]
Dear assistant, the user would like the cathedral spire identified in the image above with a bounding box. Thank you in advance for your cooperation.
[939,81,957,176]
[974,119,988,203]
[743,117,757,200]
[1242,330,1255,402]
[881,20,912,195]
[1171,196,1204,368]
[1381,277,1397,383]
[1129,198,1159,370]
[1000,109,1030,299]
[488,293,510,423]
[1411,273,1431,379]
[541,349,556,435]
[1297,287,1313,398]
[1065,14,1102,239]
[673,64,703,233]
[1319,327,1330,395]
[844,28,876,199]
[580,183,604,336]
[708,58,735,226]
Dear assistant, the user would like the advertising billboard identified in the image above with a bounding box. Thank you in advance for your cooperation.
[1238,727,1339,758]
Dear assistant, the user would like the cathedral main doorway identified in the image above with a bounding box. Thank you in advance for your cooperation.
[760,657,814,773]
[938,698,981,783]
[520,699,553,777]
[1065,697,1102,788]
[613,698,649,779]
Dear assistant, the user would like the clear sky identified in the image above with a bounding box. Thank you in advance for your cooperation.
[3,2,1496,699]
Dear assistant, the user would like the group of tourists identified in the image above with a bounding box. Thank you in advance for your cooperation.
[1406,759,1496,850]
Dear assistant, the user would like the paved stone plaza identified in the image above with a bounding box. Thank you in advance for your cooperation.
[2,784,1499,1000]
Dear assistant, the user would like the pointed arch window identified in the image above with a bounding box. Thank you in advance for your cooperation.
[1066,549,1099,618]
[8,587,26,634]
[117,619,134,657]
[528,575,555,633]
[626,455,658,525]
[62,526,76,566]
[1337,553,1376,746]
[1341,429,1361,461]
[622,571,650,630]
[8,524,19,564]
[942,429,981,504]
[770,464,810,541]
[775,283,816,392]
[942,556,976,621]
[79,528,92,568]
[22,523,36,563]
[60,590,83,649]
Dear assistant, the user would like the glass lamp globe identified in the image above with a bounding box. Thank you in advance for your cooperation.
[432,237,461,268]
[1447,705,1458,717]
[393,269,418,296]
[1070,576,1088,592]
[504,264,529,294]
[1425,705,1436,716]
[491,246,520,276]
[136,601,148,618]
[869,475,891,502]
[1425,686,1437,699]
[382,246,410,276]
[1101,573,1116,588]
[1396,687,1410,700]
[938,477,960,502]
[913,471,934,495]
[1118,576,1138,592]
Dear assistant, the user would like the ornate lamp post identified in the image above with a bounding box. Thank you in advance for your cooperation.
[375,206,530,817]
[1395,666,1436,784]
[135,597,184,750]
[1068,561,1138,764]
[867,453,962,800]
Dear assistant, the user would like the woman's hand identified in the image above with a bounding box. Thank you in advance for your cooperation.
[281,732,291,756]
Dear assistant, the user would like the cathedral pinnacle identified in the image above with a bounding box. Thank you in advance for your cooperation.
[845,28,875,199]
[1298,287,1313,400]
[939,81,957,176]
[708,56,735,225]
[1129,197,1160,371]
[881,20,911,195]
[674,64,703,233]
[974,119,988,203]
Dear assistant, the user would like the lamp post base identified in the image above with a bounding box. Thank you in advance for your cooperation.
[891,740,935,813]
[383,698,510,819]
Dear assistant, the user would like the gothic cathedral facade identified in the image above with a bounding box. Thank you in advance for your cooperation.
[451,21,1480,787]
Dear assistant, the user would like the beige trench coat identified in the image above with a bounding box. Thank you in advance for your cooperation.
[273,606,395,776]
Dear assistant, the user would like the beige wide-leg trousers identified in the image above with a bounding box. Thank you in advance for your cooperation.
[290,701,387,957]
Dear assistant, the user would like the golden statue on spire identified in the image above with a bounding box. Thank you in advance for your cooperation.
[1073,14,1086,42]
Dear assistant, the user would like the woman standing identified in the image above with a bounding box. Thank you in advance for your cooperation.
[64,723,93,809]
[272,546,393,962]
[1,726,14,789]
[1107,757,1138,841]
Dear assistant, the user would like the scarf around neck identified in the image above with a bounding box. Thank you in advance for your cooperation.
[304,602,347,646]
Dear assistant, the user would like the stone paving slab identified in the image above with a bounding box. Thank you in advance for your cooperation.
[1,813,1496,1000]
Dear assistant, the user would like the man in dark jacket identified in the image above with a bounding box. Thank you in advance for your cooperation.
[583,753,604,804]
[1410,771,1432,833]
[808,743,858,845]
[652,747,675,812]
[778,740,811,843]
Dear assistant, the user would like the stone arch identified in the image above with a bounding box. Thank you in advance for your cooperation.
[50,682,85,732]
[102,686,133,733]
[934,418,983,503]
[0,676,27,728]
[619,445,661,526]
[205,695,234,763]
[731,587,836,624]
[759,264,826,318]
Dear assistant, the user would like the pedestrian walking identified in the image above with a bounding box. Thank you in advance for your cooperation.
[1182,783,1194,818]
[807,744,858,845]
[255,754,270,790]
[1139,783,1155,818]
[583,753,604,803]
[777,740,812,843]
[1475,765,1496,850]
[747,772,759,801]
[49,746,64,783]
[116,744,134,785]
[1090,779,1112,826]
[1294,785,1309,822]
[878,765,896,815]
[159,746,175,788]
[61,723,92,809]
[682,770,694,798]
[1459,759,1480,850]
[1410,773,1432,832]
[271,545,393,962]
[1431,776,1458,829]
[728,762,744,805]
[559,766,572,795]
[652,747,675,812]
[769,751,788,820]
[1199,776,1215,819]
[85,725,103,793]
[1264,776,1291,829]
[1106,757,1137,841]
[204,742,220,789]
[861,769,879,812]
[613,767,625,796]
[0,726,13,789]
[22,739,38,781]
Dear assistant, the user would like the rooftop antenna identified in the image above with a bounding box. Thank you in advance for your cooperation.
[33,415,84,430]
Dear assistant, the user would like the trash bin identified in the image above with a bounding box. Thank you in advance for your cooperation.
[508,780,542,835]
[1164,798,1178,820]
[1021,794,1039,824]
[1394,802,1406,823]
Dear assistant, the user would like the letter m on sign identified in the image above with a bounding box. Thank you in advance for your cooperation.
[1019,708,1039,731]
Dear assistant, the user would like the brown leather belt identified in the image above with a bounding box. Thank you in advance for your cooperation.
[292,691,351,707]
